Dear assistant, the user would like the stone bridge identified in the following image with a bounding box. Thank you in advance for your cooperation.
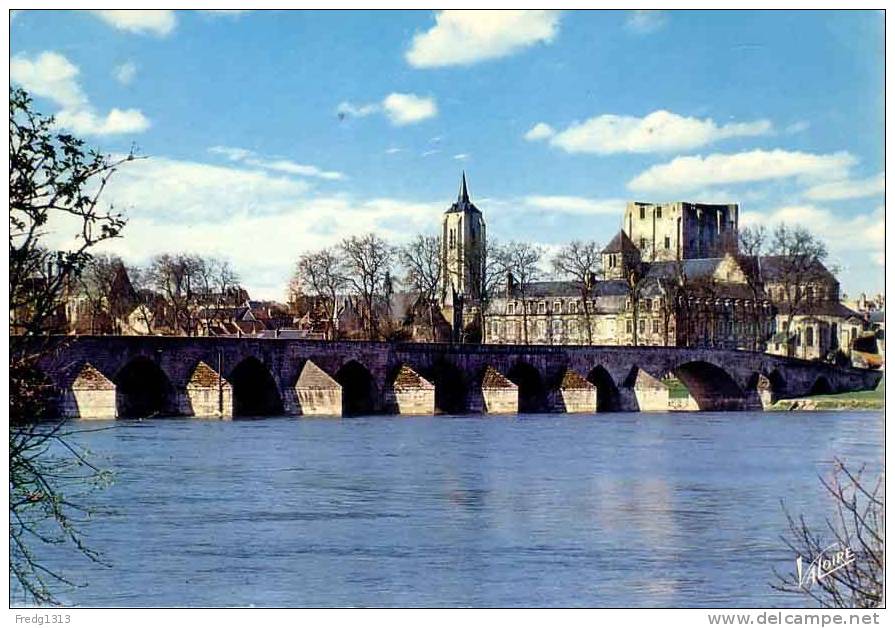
[30,336,881,419]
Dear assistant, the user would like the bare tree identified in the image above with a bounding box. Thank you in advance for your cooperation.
[194,256,241,334]
[622,246,650,346]
[772,459,883,608]
[146,253,211,335]
[126,264,162,335]
[767,225,830,357]
[494,241,543,343]
[340,233,395,340]
[399,234,443,340]
[9,87,135,604]
[738,225,772,351]
[552,240,602,345]
[74,254,126,334]
[292,249,347,340]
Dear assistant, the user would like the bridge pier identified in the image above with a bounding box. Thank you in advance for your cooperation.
[469,366,518,414]
[385,365,435,415]
[60,363,116,420]
[185,361,232,419]
[551,369,597,413]
[629,368,670,412]
[294,360,342,416]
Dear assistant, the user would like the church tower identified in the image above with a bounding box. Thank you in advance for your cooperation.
[441,172,486,303]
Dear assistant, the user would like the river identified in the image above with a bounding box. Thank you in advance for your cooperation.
[13,411,883,607]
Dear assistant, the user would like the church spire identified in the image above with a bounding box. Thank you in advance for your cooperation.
[458,171,469,203]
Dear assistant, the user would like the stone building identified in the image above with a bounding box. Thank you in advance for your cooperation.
[623,201,739,262]
[454,183,858,359]
[440,172,486,341]
[760,256,863,361]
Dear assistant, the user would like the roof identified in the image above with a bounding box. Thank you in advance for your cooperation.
[444,171,481,214]
[507,279,629,299]
[759,256,836,283]
[602,230,638,254]
[778,301,860,318]
[645,258,723,280]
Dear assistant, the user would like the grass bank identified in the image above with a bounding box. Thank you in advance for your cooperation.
[769,375,885,411]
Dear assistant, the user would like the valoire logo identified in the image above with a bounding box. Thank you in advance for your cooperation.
[796,543,856,590]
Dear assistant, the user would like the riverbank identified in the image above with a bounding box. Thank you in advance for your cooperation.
[769,375,885,411]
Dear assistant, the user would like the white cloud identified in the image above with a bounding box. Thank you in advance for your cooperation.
[453,154,469,161]
[208,146,345,181]
[531,110,772,154]
[785,120,810,134]
[336,101,379,118]
[628,149,857,193]
[626,10,668,34]
[91,10,176,36]
[338,93,437,126]
[54,108,150,135]
[113,61,137,85]
[41,155,445,298]
[382,93,438,125]
[740,204,884,268]
[524,195,623,216]
[406,10,560,68]
[11,51,150,136]
[385,147,403,155]
[11,51,86,110]
[803,173,884,201]
[524,122,555,141]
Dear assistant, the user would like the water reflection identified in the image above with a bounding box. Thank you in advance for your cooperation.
[13,411,883,608]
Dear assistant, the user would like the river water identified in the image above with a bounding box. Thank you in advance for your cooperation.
[16,411,883,608]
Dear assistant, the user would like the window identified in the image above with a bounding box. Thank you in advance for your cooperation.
[449,230,455,248]
[664,236,671,250]
[638,319,646,334]
[570,301,579,314]
[554,301,562,313]
[626,320,633,333]
[652,319,659,334]
[656,207,662,219]
[806,287,814,301]
[538,301,546,314]
[640,206,645,219]
[640,237,646,249]
[507,303,515,315]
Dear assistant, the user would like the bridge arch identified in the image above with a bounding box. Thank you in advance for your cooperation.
[507,361,548,413]
[115,357,178,419]
[809,375,833,395]
[431,361,468,414]
[671,360,747,411]
[229,357,284,417]
[768,369,787,398]
[335,360,378,416]
[587,365,620,412]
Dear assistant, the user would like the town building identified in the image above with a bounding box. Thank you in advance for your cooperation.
[623,201,739,262]
[441,176,863,362]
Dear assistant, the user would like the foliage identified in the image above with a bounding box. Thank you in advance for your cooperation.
[772,460,884,608]
[9,87,133,604]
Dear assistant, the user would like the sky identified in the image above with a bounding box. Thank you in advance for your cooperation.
[10,9,885,300]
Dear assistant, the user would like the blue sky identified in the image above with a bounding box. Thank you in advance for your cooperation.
[10,9,885,299]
